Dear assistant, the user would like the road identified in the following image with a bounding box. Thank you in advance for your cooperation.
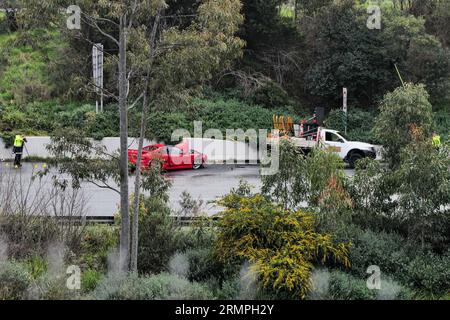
[0,163,355,217]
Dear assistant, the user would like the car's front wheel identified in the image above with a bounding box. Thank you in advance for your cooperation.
[348,152,363,169]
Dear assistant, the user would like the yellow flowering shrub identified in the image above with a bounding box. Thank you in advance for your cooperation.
[215,193,351,299]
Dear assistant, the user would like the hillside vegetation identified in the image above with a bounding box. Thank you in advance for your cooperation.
[0,1,449,144]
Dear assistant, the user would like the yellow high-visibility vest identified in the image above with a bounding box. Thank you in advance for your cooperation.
[432,135,441,148]
[14,135,25,148]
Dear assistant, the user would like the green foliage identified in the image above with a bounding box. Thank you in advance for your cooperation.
[0,29,63,105]
[81,269,104,293]
[405,251,450,296]
[92,272,214,300]
[261,140,349,218]
[147,97,292,143]
[24,256,48,280]
[249,80,293,109]
[301,1,450,108]
[325,108,379,143]
[215,192,351,299]
[28,273,78,300]
[0,215,63,260]
[0,262,32,300]
[261,139,307,209]
[146,112,190,144]
[351,144,450,251]
[137,197,179,275]
[374,83,434,167]
[342,225,450,297]
[327,270,377,300]
[311,270,415,300]
[79,225,119,272]
[395,129,450,249]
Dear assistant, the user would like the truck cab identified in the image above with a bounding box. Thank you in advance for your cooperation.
[318,128,377,168]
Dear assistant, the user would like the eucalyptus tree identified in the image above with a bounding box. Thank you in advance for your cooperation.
[20,0,244,272]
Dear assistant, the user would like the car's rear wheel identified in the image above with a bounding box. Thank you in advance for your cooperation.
[192,157,203,170]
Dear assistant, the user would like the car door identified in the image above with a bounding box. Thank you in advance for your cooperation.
[324,132,346,158]
[167,146,191,169]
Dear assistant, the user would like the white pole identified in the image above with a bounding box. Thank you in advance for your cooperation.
[343,87,348,135]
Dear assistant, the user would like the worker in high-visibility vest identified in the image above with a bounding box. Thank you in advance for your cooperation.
[13,134,27,168]
[432,133,441,150]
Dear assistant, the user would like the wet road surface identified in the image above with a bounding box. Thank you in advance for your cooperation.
[0,163,355,217]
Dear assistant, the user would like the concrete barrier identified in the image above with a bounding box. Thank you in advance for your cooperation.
[185,138,260,163]
[0,136,155,160]
[1,136,382,163]
[0,136,262,163]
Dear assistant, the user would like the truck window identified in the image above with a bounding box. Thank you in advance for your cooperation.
[326,132,342,142]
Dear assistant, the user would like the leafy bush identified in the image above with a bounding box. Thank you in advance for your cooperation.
[348,228,411,279]
[215,192,351,299]
[146,98,295,144]
[28,273,79,300]
[346,227,450,297]
[325,108,378,144]
[146,111,190,144]
[248,80,293,109]
[405,251,450,296]
[24,256,48,280]
[79,225,118,272]
[184,248,237,284]
[374,83,434,168]
[92,273,214,300]
[0,262,32,300]
[137,197,179,275]
[308,269,415,300]
[0,215,63,260]
[328,270,377,300]
[81,269,103,293]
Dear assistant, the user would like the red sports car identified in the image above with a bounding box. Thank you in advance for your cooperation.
[128,142,207,171]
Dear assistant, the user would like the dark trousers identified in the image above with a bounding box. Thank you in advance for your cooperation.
[13,146,24,167]
[14,153,22,166]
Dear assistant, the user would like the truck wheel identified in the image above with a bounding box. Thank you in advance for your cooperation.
[349,153,363,169]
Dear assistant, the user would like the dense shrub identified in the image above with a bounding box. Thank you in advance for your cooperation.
[184,248,237,284]
[79,225,118,272]
[93,273,214,300]
[374,83,434,168]
[405,251,450,296]
[137,197,179,275]
[28,273,79,300]
[146,112,190,144]
[328,270,377,300]
[215,192,350,299]
[325,108,378,144]
[81,269,103,293]
[0,215,63,260]
[0,262,31,300]
[346,227,450,297]
[146,98,295,144]
[248,80,293,109]
[347,228,411,279]
[308,269,415,300]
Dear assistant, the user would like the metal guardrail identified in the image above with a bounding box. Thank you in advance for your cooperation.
[54,215,219,226]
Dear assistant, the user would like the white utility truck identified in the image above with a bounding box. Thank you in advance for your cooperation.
[271,114,378,168]
[287,127,378,168]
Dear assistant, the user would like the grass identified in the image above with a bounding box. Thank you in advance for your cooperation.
[279,4,295,19]
[0,29,64,105]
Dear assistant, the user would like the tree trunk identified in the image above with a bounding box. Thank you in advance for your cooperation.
[118,14,130,273]
[130,85,149,272]
[130,11,161,273]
